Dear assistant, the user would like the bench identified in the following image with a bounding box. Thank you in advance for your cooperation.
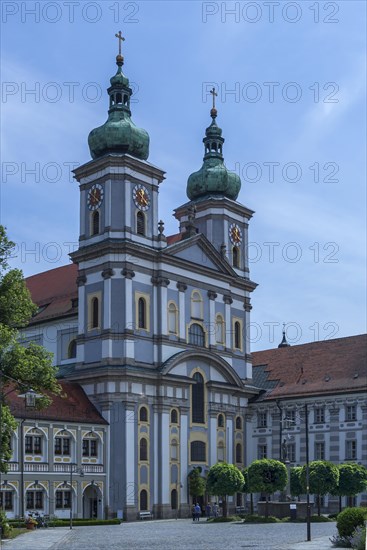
[235,506,246,514]
[138,511,153,520]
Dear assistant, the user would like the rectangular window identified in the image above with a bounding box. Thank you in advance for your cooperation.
[26,491,43,510]
[314,407,325,424]
[191,441,206,462]
[0,492,13,510]
[258,444,267,459]
[56,491,71,509]
[285,410,296,428]
[315,442,325,460]
[25,435,42,454]
[83,439,98,458]
[346,440,357,460]
[288,443,296,462]
[346,405,356,422]
[258,412,267,428]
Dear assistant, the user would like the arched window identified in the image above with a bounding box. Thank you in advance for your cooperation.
[168,302,178,334]
[191,291,203,319]
[0,488,13,511]
[192,372,204,423]
[170,409,178,424]
[91,297,99,329]
[137,211,145,236]
[68,339,77,359]
[236,443,242,463]
[232,246,240,268]
[217,414,224,428]
[91,210,100,236]
[139,406,148,423]
[170,439,178,461]
[215,314,225,345]
[138,297,147,329]
[139,438,148,461]
[234,321,241,349]
[190,441,206,462]
[217,441,225,462]
[235,416,242,430]
[188,323,205,347]
[171,489,177,510]
[140,489,148,511]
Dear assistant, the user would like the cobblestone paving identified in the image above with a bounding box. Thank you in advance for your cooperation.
[54,520,338,550]
[2,520,340,550]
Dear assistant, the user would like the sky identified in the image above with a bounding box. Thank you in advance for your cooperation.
[1,0,366,351]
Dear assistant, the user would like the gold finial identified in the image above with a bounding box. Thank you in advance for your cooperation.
[210,87,218,118]
[115,30,125,56]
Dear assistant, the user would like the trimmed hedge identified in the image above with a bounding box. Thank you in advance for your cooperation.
[242,514,278,523]
[336,507,367,537]
[8,518,121,528]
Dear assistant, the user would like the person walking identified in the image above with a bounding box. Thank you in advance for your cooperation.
[192,503,196,521]
[212,502,218,518]
[194,503,201,522]
[205,502,212,521]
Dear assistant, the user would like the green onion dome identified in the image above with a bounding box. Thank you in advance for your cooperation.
[88,55,149,161]
[187,107,241,201]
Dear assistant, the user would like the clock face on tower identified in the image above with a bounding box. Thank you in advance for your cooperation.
[229,223,242,246]
[87,183,104,211]
[133,184,150,211]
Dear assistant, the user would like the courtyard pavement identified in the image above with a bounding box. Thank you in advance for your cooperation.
[1,520,350,550]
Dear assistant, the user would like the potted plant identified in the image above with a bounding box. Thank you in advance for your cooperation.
[25,516,37,530]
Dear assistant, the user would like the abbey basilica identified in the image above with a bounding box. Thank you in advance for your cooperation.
[4,38,366,521]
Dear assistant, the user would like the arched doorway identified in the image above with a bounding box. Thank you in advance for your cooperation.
[83,483,102,519]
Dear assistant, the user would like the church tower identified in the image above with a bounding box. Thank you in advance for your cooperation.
[175,90,253,279]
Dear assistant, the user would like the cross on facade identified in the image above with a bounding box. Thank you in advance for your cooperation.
[210,87,218,110]
[115,30,125,56]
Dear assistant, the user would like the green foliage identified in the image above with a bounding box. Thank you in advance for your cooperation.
[247,459,288,495]
[336,507,367,538]
[350,526,366,550]
[208,515,242,523]
[188,467,206,499]
[206,462,244,498]
[206,462,244,518]
[0,510,13,538]
[301,460,339,515]
[0,226,62,473]
[290,467,304,497]
[332,464,367,498]
[242,514,279,523]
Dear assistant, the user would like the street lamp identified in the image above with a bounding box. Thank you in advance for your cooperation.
[18,389,42,519]
[64,464,84,529]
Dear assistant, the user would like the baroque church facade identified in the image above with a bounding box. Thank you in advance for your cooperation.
[4,40,366,520]
[10,41,258,521]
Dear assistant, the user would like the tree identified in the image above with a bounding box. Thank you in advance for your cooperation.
[290,467,304,501]
[331,463,367,512]
[247,459,287,517]
[188,467,206,504]
[206,462,244,517]
[301,460,339,516]
[0,226,62,473]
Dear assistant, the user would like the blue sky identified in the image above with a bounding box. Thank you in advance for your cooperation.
[1,1,366,350]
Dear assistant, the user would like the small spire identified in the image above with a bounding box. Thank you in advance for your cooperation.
[115,30,125,65]
[278,323,291,348]
[183,205,197,239]
[158,220,166,241]
[210,87,218,118]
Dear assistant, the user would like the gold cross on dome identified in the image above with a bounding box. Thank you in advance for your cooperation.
[115,30,125,56]
[210,87,218,109]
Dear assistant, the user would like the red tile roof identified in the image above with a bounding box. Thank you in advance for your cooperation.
[26,264,78,324]
[166,232,183,245]
[252,334,367,400]
[7,381,107,424]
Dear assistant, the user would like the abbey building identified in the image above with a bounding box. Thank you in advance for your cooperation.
[3,39,366,520]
